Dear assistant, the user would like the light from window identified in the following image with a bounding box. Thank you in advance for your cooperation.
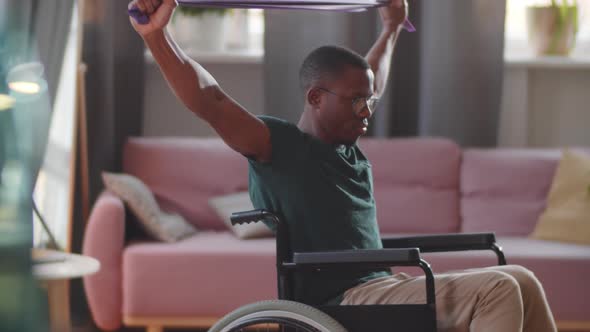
[248,9,265,51]
[226,8,264,51]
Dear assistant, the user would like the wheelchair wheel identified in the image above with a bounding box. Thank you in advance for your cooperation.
[208,300,347,332]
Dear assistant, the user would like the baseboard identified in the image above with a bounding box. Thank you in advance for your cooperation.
[557,321,590,331]
[124,315,590,331]
[123,315,219,328]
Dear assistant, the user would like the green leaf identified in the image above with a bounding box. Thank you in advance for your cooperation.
[547,0,578,54]
[572,3,579,34]
[177,7,229,17]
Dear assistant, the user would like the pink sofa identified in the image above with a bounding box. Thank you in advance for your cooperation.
[83,137,590,332]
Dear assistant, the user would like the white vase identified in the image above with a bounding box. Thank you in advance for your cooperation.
[171,12,230,52]
[526,6,578,56]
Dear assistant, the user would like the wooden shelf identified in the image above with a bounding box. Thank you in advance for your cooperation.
[504,53,590,69]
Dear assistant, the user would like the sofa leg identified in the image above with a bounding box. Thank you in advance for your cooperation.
[147,326,163,332]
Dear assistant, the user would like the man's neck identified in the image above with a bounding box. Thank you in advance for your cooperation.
[298,109,330,144]
[297,108,359,147]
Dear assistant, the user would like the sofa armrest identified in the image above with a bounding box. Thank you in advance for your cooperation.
[381,233,506,265]
[82,191,126,331]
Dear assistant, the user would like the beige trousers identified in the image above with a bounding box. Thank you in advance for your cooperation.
[340,265,557,332]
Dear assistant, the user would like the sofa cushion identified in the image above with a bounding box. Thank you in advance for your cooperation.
[461,150,560,235]
[359,138,461,233]
[123,232,590,322]
[461,149,590,236]
[387,236,590,322]
[532,150,590,245]
[123,138,249,230]
[122,232,277,317]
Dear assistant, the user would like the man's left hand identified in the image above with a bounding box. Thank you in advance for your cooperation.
[378,0,408,32]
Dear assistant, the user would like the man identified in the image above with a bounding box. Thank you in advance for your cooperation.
[129,0,557,330]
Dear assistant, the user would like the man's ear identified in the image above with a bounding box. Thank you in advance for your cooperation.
[307,88,322,108]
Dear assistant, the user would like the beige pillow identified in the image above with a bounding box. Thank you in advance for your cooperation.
[102,172,197,242]
[209,192,274,239]
[531,150,590,245]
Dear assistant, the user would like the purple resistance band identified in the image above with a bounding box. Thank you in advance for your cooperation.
[128,0,415,32]
[128,6,150,24]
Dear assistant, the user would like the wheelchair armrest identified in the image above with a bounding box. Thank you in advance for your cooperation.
[381,232,506,265]
[289,248,437,306]
[382,233,495,251]
[292,248,421,269]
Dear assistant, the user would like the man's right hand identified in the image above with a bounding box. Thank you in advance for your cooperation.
[129,0,177,38]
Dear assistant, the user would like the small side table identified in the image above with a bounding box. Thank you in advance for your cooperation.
[32,249,100,332]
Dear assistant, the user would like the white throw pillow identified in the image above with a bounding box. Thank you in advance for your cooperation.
[102,172,197,242]
[209,192,274,239]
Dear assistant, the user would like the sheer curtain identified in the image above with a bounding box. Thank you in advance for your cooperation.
[31,0,75,103]
[73,0,145,323]
[417,0,506,146]
[81,0,145,206]
[378,0,507,146]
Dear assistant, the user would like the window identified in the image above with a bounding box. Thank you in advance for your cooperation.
[170,8,264,54]
[33,2,79,250]
[505,0,590,57]
[227,9,264,52]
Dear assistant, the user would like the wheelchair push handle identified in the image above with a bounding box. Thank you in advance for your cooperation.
[230,209,279,226]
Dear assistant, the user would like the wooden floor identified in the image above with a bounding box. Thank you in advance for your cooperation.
[71,316,590,332]
[73,325,210,332]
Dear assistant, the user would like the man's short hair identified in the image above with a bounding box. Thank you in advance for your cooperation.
[299,46,370,92]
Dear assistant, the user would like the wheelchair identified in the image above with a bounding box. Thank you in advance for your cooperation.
[208,209,507,332]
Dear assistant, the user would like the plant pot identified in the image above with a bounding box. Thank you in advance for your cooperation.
[526,5,578,56]
[171,11,230,52]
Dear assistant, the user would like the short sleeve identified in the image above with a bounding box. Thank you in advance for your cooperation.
[249,116,306,169]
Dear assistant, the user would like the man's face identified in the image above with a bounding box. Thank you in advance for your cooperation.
[314,66,375,145]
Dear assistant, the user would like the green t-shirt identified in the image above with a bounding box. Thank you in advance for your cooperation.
[248,116,391,305]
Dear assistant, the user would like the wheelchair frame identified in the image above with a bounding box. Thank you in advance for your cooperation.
[230,209,507,332]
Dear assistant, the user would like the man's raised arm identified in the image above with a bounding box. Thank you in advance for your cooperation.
[365,0,408,98]
[129,0,271,161]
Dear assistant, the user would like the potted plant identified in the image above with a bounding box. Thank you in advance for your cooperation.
[526,0,579,56]
[171,6,231,52]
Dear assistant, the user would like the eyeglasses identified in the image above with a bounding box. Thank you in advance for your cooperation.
[317,87,379,115]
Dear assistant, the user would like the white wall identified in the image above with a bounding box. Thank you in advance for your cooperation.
[143,55,590,147]
[499,60,590,147]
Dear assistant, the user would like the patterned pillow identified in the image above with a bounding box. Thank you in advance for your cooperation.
[102,172,197,242]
